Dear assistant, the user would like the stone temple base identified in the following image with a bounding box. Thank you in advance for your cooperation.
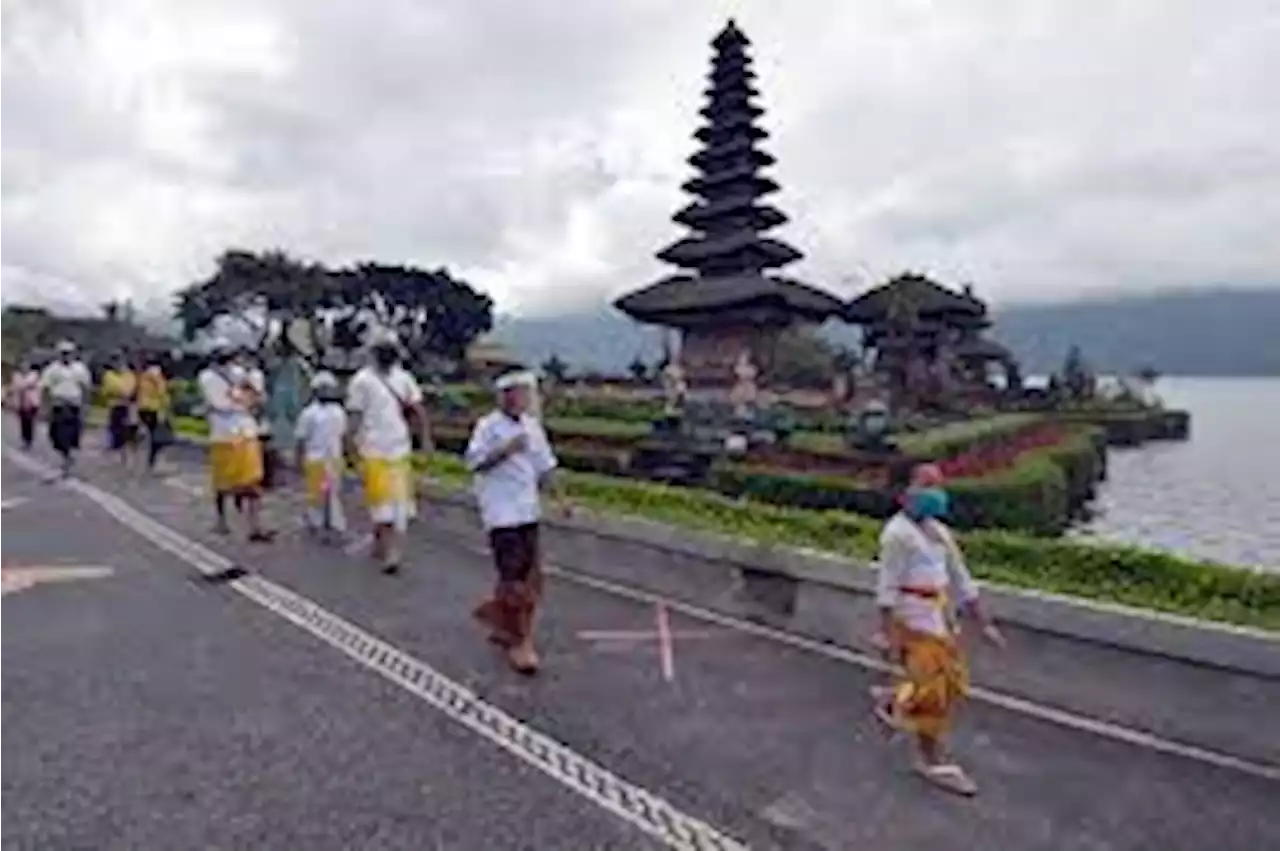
[680,324,782,390]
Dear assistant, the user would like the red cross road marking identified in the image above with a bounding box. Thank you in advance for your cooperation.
[577,602,720,682]
[1,566,115,596]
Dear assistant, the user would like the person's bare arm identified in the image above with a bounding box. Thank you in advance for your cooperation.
[409,402,433,453]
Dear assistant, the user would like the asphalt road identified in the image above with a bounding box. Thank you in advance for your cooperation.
[4,428,1279,850]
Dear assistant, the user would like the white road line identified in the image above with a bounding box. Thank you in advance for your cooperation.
[2,497,30,510]
[538,561,1280,784]
[343,532,374,556]
[2,448,747,851]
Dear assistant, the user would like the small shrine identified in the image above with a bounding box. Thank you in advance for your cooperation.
[613,20,843,393]
[845,274,1020,412]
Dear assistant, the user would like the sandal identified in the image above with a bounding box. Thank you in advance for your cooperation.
[915,762,978,797]
[872,702,903,731]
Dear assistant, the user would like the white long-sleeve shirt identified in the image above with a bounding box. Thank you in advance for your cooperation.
[465,410,557,530]
[876,512,979,637]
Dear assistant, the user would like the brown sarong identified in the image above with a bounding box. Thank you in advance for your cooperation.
[473,523,543,646]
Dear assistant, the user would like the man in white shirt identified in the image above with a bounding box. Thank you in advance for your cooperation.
[8,357,44,450]
[294,371,348,541]
[39,341,92,476]
[465,369,560,675]
[871,468,1002,796]
[345,327,430,574]
[198,340,272,542]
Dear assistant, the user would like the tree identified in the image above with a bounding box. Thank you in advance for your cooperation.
[173,249,494,372]
[771,327,837,388]
[541,354,568,383]
[332,263,494,368]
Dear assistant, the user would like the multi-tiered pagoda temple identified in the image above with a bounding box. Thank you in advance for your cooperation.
[614,20,843,388]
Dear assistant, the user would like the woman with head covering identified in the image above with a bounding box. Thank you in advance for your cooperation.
[39,340,92,477]
[7,356,44,451]
[101,350,140,466]
[465,368,561,675]
[294,371,348,543]
[872,464,1004,796]
[198,339,273,541]
[344,327,431,574]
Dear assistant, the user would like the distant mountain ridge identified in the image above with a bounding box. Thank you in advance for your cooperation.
[490,288,1280,377]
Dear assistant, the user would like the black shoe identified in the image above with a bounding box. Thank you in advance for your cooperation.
[381,563,400,576]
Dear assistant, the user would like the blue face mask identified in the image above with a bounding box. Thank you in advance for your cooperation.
[905,487,950,520]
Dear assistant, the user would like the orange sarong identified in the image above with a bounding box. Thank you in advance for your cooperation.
[888,588,970,738]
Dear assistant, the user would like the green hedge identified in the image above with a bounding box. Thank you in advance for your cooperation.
[705,427,1103,536]
[415,453,1279,630]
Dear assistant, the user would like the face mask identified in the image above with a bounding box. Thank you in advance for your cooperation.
[904,487,950,520]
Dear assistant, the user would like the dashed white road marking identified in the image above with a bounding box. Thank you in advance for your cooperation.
[3,448,748,851]
[2,497,30,510]
[2,565,115,595]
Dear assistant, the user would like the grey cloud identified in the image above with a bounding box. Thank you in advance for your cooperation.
[3,0,1278,314]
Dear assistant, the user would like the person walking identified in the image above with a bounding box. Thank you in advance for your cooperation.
[135,353,172,471]
[198,340,273,541]
[465,370,561,675]
[100,351,140,467]
[871,473,1004,796]
[294,371,348,543]
[7,358,43,450]
[344,328,430,574]
[39,341,92,477]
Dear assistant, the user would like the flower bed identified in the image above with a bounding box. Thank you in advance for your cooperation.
[414,454,1279,631]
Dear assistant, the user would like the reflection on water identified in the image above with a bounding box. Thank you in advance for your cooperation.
[1076,378,1280,570]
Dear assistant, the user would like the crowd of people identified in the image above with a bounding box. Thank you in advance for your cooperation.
[5,332,1003,796]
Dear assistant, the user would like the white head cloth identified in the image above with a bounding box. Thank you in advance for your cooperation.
[56,339,76,354]
[494,369,541,418]
[366,325,400,348]
[494,370,537,391]
[310,370,338,391]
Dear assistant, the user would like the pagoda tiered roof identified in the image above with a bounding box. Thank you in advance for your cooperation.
[614,19,841,329]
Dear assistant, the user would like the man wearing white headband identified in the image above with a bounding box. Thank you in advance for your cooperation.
[294,371,348,541]
[39,340,92,476]
[345,327,431,574]
[465,368,560,675]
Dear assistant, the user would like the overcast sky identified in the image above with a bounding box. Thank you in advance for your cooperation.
[4,0,1279,317]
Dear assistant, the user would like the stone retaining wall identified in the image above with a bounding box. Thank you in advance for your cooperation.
[421,482,1279,679]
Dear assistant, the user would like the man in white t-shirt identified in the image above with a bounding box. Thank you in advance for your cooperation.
[39,340,92,476]
[294,371,349,541]
[198,340,272,543]
[345,327,431,574]
[465,369,561,675]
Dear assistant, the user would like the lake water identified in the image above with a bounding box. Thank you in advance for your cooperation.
[1076,377,1280,569]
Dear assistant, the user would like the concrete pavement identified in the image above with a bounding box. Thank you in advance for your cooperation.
[4,429,1279,850]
